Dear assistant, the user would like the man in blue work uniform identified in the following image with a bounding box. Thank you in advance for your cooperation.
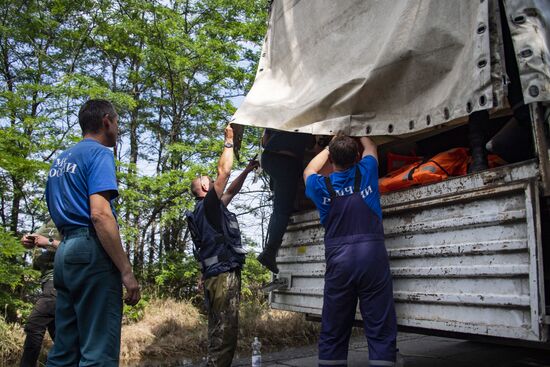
[45,99,140,366]
[186,124,258,367]
[304,135,397,367]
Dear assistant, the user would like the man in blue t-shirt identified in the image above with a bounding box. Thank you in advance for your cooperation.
[45,100,140,367]
[304,135,397,367]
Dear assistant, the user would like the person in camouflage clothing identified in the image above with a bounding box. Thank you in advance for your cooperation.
[187,124,258,367]
[20,219,62,367]
[204,271,241,366]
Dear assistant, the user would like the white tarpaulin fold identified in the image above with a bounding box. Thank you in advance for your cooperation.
[233,0,550,137]
[233,0,495,136]
[503,0,550,104]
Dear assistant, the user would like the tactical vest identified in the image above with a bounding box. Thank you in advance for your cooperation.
[186,200,246,279]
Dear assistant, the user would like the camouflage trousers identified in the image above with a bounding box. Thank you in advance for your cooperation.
[204,269,241,367]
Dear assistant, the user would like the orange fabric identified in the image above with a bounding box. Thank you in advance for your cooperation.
[379,148,469,194]
[488,154,507,168]
[386,152,423,173]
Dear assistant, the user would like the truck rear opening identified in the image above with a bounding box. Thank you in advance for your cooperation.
[233,0,550,345]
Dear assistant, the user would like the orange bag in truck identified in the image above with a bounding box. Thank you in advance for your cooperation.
[379,148,469,194]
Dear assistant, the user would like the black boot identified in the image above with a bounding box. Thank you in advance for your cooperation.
[468,110,489,173]
[258,249,279,274]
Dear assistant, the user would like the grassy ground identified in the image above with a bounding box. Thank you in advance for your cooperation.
[121,298,320,365]
[1,298,320,366]
[0,315,26,366]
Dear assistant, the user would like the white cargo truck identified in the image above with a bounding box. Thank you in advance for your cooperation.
[233,0,550,345]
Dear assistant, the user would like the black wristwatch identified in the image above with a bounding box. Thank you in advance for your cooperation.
[224,142,234,149]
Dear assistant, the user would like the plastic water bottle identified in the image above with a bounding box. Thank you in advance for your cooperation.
[251,336,261,367]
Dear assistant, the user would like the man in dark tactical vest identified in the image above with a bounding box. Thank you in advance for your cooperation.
[187,124,258,367]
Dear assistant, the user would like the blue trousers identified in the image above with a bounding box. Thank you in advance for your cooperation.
[319,241,397,367]
[47,228,122,367]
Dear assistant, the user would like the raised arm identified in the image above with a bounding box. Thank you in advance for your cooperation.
[359,136,378,161]
[304,146,330,183]
[213,124,235,199]
[221,159,259,206]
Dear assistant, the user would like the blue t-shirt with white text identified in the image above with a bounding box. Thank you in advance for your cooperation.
[46,138,119,229]
[305,156,381,225]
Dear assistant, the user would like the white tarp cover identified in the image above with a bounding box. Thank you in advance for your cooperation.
[233,0,495,136]
[504,0,550,104]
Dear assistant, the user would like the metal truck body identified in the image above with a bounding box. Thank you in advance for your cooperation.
[233,0,550,344]
[272,159,548,342]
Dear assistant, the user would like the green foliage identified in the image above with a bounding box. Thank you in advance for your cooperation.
[241,253,270,302]
[153,251,201,301]
[123,294,149,324]
[0,0,270,317]
[0,228,36,321]
[152,251,270,305]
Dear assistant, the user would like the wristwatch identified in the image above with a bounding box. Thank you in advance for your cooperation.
[224,142,234,149]
[48,236,54,246]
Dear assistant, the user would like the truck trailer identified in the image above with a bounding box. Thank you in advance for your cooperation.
[232,0,550,346]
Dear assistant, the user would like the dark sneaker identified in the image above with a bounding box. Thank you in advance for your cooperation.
[257,251,279,274]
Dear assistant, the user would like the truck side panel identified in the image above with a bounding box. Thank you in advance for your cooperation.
[271,161,547,342]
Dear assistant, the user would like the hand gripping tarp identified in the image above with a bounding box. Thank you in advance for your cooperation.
[232,0,550,137]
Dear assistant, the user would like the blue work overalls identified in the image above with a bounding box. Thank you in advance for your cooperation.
[318,167,397,367]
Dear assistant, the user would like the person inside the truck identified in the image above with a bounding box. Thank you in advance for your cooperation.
[258,128,315,274]
[304,134,397,367]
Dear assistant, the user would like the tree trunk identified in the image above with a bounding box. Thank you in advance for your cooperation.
[9,177,21,234]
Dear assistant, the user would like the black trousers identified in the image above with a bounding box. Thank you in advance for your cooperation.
[20,280,56,367]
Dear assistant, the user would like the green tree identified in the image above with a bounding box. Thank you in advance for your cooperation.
[0,0,270,312]
[0,228,36,320]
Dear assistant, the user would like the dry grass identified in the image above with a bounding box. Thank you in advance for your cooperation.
[238,302,320,354]
[0,316,25,366]
[0,316,52,366]
[120,298,320,364]
[0,299,320,366]
[120,298,207,363]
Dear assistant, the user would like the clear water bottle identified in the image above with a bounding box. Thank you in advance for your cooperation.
[251,336,261,367]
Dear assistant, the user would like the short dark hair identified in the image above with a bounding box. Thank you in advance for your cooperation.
[329,135,358,168]
[78,99,117,134]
